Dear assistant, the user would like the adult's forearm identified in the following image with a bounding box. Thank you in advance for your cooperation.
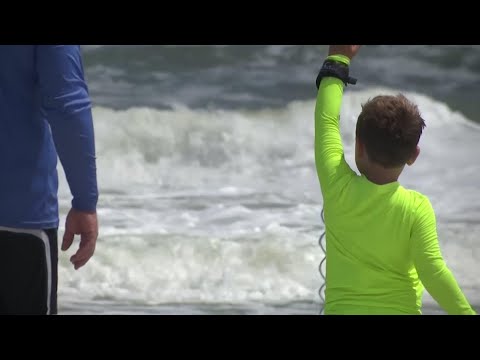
[48,108,98,212]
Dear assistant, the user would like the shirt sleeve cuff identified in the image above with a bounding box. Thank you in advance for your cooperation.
[326,54,351,66]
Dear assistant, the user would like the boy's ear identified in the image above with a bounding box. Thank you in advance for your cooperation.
[406,146,420,166]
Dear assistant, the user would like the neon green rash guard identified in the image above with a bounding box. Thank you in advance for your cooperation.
[315,54,476,315]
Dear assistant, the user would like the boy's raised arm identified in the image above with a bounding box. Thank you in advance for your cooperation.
[315,45,360,198]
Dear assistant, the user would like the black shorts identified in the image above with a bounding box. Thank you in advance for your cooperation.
[0,228,58,315]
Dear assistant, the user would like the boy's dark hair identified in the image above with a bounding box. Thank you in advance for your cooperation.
[355,94,426,168]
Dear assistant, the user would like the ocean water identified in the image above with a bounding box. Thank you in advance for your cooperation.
[57,45,480,315]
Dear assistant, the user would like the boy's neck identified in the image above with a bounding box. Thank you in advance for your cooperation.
[361,162,404,185]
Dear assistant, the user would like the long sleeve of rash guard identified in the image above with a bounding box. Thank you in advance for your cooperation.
[35,45,98,212]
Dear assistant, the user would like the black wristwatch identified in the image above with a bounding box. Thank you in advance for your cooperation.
[315,59,357,89]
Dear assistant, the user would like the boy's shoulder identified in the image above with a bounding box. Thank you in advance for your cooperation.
[399,184,435,212]
[401,185,427,198]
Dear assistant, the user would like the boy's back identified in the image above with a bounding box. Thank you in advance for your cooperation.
[325,172,432,314]
[316,46,476,315]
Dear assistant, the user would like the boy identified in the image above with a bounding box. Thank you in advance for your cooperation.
[315,45,475,315]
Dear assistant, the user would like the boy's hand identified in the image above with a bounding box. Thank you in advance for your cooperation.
[328,45,361,60]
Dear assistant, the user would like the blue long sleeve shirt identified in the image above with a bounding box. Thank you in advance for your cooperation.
[0,45,98,229]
